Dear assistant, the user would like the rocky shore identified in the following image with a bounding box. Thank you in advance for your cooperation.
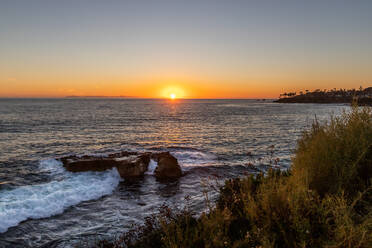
[275,87,372,105]
[59,151,182,180]
[275,96,372,105]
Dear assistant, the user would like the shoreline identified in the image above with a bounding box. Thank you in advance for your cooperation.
[275,97,372,106]
[94,106,372,248]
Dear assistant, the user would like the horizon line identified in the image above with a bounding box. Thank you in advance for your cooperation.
[0,96,277,100]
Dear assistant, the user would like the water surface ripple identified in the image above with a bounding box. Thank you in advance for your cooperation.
[0,99,347,247]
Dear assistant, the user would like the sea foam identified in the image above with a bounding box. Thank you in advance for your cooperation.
[145,159,158,175]
[0,159,121,233]
[172,150,216,168]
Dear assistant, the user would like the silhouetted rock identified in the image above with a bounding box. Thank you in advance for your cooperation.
[152,152,182,180]
[62,157,117,172]
[59,151,181,180]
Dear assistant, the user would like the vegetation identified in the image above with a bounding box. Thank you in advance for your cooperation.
[94,106,372,248]
[276,87,372,105]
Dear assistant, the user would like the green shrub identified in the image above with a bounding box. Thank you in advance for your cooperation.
[291,106,372,199]
[216,171,330,247]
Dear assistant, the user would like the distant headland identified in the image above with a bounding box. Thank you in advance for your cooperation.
[275,87,372,105]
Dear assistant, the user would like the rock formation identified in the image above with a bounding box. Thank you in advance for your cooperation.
[59,151,182,180]
[152,152,182,180]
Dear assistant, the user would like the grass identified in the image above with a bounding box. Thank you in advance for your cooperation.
[291,106,372,199]
[92,106,372,248]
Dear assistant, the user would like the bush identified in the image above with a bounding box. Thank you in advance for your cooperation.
[291,106,372,199]
[216,171,330,247]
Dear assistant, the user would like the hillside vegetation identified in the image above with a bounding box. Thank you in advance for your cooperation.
[275,87,372,105]
[95,106,372,248]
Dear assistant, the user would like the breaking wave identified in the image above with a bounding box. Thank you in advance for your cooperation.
[145,159,158,175]
[171,150,217,168]
[0,159,121,233]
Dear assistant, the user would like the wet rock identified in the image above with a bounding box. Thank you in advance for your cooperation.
[59,151,181,180]
[107,151,139,158]
[152,152,182,180]
[61,156,116,172]
[114,154,150,178]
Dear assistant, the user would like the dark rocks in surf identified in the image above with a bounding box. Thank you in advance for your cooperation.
[152,152,182,180]
[114,153,151,178]
[59,151,182,180]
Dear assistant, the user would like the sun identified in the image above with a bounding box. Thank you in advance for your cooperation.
[161,86,185,99]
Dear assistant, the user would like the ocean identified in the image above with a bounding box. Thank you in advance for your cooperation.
[0,98,347,247]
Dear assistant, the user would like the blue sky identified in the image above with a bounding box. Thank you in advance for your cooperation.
[1,0,371,97]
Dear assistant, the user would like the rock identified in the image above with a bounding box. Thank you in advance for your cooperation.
[107,151,138,158]
[115,154,150,178]
[60,153,149,179]
[59,151,182,180]
[62,157,116,172]
[153,152,182,180]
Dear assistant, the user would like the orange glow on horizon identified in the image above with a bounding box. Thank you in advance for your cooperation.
[159,85,186,99]
[0,76,367,99]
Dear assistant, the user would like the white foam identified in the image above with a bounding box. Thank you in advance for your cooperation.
[145,159,158,175]
[171,150,217,168]
[39,159,65,175]
[0,167,121,233]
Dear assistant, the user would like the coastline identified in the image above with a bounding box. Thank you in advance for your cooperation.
[274,87,372,106]
[275,97,372,106]
[94,106,372,248]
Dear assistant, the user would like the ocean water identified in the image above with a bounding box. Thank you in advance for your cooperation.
[0,98,347,247]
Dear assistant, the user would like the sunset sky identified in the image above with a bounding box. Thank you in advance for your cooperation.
[1,0,372,98]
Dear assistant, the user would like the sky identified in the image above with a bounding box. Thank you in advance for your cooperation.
[1,0,372,98]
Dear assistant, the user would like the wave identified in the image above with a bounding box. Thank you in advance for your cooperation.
[39,158,66,174]
[0,159,121,233]
[145,159,158,175]
[171,150,217,168]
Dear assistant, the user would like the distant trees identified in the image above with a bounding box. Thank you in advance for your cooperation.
[279,92,296,98]
[279,87,372,99]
